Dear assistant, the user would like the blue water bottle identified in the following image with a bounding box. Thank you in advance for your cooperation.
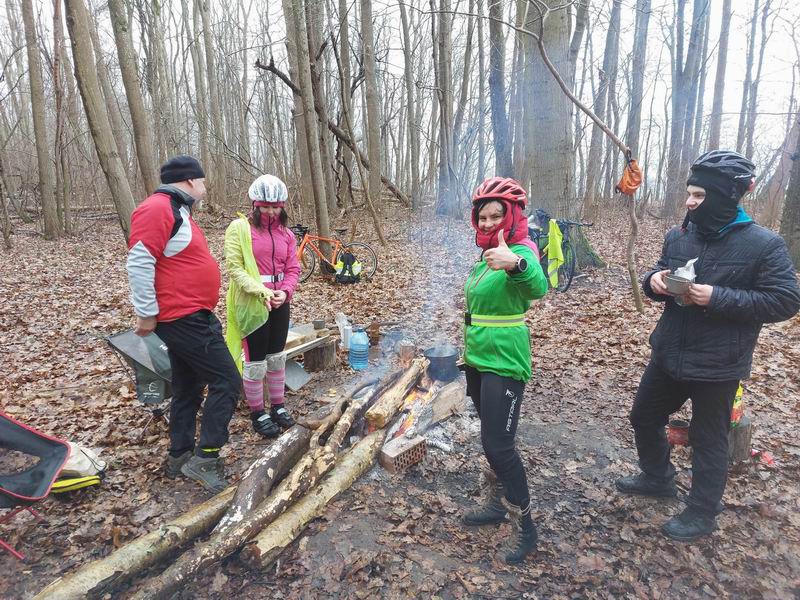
[348,328,369,370]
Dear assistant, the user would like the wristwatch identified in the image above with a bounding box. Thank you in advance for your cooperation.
[509,255,528,275]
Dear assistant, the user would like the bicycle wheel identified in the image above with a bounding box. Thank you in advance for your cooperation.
[556,240,576,293]
[340,242,378,279]
[298,245,317,283]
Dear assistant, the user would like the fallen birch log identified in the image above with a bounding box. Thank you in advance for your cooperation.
[365,358,427,428]
[240,429,386,569]
[215,425,312,534]
[33,487,235,600]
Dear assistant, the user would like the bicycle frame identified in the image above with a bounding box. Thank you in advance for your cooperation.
[297,233,342,267]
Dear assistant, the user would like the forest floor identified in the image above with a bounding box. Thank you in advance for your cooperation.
[1,205,798,599]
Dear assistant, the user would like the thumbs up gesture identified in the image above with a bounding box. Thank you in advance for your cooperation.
[484,229,519,271]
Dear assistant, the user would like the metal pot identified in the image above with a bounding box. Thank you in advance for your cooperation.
[423,344,460,382]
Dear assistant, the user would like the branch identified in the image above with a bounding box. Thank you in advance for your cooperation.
[256,57,410,207]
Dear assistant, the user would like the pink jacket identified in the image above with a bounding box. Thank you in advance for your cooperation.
[251,221,301,301]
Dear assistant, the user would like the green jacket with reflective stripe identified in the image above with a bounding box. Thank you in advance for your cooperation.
[463,244,548,382]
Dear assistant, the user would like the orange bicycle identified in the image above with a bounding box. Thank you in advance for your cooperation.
[290,225,378,283]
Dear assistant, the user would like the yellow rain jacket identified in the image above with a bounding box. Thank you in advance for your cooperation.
[544,219,564,288]
[224,215,273,372]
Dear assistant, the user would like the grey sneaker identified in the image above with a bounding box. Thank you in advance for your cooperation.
[180,455,228,493]
[165,450,192,479]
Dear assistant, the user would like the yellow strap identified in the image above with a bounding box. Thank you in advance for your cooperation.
[51,476,101,493]
[467,313,526,327]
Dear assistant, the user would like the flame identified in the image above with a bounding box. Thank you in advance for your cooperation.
[393,381,443,439]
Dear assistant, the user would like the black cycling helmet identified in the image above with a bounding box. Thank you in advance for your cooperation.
[691,150,755,189]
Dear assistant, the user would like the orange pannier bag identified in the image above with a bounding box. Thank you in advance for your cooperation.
[616,158,642,195]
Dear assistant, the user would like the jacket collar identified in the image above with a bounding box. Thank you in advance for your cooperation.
[156,184,196,209]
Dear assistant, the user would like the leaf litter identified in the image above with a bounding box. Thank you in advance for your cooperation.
[0,206,798,599]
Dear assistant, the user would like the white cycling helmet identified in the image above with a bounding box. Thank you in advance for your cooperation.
[249,174,288,205]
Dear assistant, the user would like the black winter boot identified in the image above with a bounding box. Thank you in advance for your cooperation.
[502,498,537,564]
[661,506,717,541]
[271,405,295,430]
[251,410,281,438]
[462,467,507,526]
[615,472,677,498]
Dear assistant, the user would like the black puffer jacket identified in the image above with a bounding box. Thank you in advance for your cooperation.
[643,221,800,381]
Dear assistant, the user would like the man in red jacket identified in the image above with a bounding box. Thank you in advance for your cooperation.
[127,155,241,493]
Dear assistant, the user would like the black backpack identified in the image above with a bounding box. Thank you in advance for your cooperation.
[335,251,360,284]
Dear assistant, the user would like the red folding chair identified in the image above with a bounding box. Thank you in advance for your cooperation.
[0,412,69,560]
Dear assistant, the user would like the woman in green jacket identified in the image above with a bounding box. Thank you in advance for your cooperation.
[462,177,548,564]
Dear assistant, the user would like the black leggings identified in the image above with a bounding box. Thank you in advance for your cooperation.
[464,365,529,507]
[243,303,290,361]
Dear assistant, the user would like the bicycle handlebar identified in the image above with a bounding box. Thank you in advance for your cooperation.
[556,220,594,228]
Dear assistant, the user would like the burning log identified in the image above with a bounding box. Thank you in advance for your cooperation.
[239,430,386,569]
[33,487,235,600]
[215,425,312,535]
[365,358,428,428]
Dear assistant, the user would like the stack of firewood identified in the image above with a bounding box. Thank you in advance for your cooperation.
[34,359,428,600]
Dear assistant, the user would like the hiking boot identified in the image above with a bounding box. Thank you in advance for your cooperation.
[502,498,537,565]
[271,405,295,430]
[661,506,717,542]
[462,467,507,526]
[165,450,192,479]
[615,473,677,498]
[180,455,228,493]
[251,410,281,438]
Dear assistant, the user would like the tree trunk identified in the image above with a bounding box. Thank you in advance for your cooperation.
[434,0,455,215]
[292,0,331,243]
[664,0,707,217]
[305,1,338,215]
[524,1,574,216]
[52,0,69,234]
[108,0,159,193]
[744,0,772,160]
[199,0,226,202]
[691,7,711,155]
[622,0,651,315]
[761,117,800,228]
[399,1,420,208]
[361,0,383,216]
[21,0,59,240]
[678,2,709,184]
[707,0,731,150]
[583,0,621,220]
[336,0,354,206]
[64,0,136,239]
[488,0,513,177]
[0,153,12,249]
[86,4,130,172]
[567,0,589,89]
[365,358,426,429]
[780,133,800,267]
[736,0,760,154]
[476,0,486,185]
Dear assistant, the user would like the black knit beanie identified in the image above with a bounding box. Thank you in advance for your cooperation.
[160,155,205,184]
[685,167,741,233]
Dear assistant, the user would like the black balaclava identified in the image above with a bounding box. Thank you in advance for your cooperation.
[684,167,743,234]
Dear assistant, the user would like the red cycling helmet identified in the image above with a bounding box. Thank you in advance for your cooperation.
[472,177,527,207]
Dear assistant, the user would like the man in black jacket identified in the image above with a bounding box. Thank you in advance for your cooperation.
[616,150,800,541]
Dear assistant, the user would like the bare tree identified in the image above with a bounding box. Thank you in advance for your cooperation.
[583,0,621,220]
[65,0,136,239]
[488,0,513,177]
[736,0,760,154]
[361,0,384,215]
[781,134,800,267]
[108,0,159,193]
[22,0,59,240]
[707,0,731,150]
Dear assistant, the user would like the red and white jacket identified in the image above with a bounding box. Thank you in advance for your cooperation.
[127,186,220,322]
